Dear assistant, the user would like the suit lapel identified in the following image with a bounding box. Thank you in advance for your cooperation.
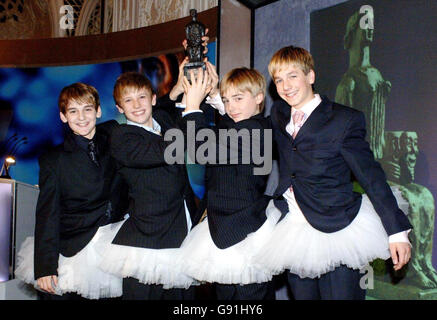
[63,129,78,153]
[94,126,109,154]
[293,97,333,144]
[152,109,172,135]
[272,100,292,140]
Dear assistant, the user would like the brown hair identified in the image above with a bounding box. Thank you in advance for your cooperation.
[268,46,315,78]
[220,67,266,112]
[113,71,154,106]
[58,82,100,114]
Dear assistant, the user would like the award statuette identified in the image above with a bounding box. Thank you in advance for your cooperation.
[184,9,206,83]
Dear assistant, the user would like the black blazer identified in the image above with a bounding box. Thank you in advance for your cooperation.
[34,120,128,279]
[109,108,197,249]
[271,96,412,235]
[181,111,271,249]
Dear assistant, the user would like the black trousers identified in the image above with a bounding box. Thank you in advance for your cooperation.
[215,281,275,300]
[38,291,121,301]
[38,291,88,300]
[286,265,366,300]
[122,277,195,300]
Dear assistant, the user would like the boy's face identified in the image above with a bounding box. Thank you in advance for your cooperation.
[60,100,101,139]
[273,63,315,110]
[222,87,263,123]
[116,87,156,126]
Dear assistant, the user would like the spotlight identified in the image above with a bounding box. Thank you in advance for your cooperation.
[0,156,16,179]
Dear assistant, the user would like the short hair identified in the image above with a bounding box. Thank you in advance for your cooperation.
[58,82,100,114]
[220,67,266,112]
[268,46,315,78]
[113,71,155,106]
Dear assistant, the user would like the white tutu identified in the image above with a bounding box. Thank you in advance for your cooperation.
[177,202,282,285]
[95,219,196,289]
[14,224,123,299]
[254,187,409,279]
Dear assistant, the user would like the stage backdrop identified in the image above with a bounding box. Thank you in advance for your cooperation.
[0,42,216,200]
[311,0,437,299]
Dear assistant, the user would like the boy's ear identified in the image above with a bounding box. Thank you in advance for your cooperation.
[307,69,316,85]
[59,112,68,123]
[115,104,124,114]
[152,94,157,106]
[96,106,102,118]
[255,92,264,106]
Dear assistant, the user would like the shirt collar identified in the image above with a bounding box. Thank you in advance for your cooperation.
[291,93,322,119]
[73,133,93,151]
[126,118,161,136]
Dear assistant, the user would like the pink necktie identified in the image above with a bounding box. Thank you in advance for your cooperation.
[292,110,305,139]
[290,110,305,192]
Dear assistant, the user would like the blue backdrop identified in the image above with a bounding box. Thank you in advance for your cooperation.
[0,42,216,199]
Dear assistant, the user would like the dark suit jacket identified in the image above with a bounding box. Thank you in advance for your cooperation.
[271,96,412,235]
[109,108,197,249]
[181,111,271,249]
[34,120,128,279]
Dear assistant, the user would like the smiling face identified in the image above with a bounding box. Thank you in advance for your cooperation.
[273,63,315,110]
[116,86,156,126]
[221,86,263,122]
[60,100,101,139]
[384,131,403,162]
[400,131,418,181]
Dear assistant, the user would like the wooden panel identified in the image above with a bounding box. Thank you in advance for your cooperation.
[0,7,217,67]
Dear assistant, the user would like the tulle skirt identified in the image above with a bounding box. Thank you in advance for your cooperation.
[253,188,408,279]
[14,223,123,299]
[95,219,197,289]
[177,201,282,285]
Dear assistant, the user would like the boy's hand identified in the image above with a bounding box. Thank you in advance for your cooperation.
[182,28,210,60]
[182,68,210,112]
[381,160,400,181]
[390,242,411,271]
[206,61,219,98]
[169,57,189,101]
[37,275,58,294]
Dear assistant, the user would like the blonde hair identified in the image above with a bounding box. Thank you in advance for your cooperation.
[113,71,154,106]
[268,46,315,78]
[220,67,266,112]
[58,82,100,114]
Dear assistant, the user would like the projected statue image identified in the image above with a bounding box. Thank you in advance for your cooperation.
[336,9,390,159]
[383,131,437,289]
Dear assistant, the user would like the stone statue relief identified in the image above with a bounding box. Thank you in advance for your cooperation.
[335,9,391,160]
[383,131,437,290]
[337,8,437,299]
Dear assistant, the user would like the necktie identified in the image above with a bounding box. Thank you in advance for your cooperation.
[289,110,305,193]
[292,110,305,139]
[88,140,100,167]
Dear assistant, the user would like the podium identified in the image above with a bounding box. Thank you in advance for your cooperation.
[0,178,39,300]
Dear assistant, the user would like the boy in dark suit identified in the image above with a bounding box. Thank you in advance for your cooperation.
[178,65,277,300]
[15,83,127,300]
[255,46,412,299]
[97,71,197,300]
